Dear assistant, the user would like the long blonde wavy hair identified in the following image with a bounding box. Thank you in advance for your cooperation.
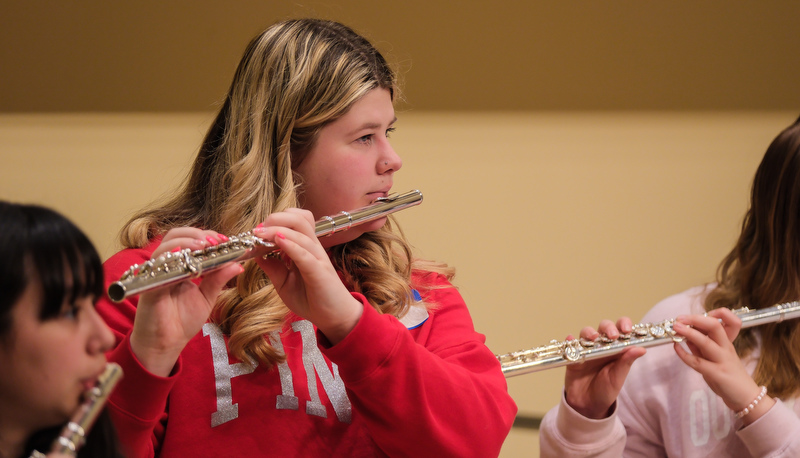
[119,19,452,367]
[704,115,800,399]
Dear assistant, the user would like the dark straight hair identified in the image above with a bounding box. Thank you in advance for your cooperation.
[0,202,104,335]
[0,201,123,458]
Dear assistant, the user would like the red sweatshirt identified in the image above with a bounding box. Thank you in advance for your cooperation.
[98,240,517,457]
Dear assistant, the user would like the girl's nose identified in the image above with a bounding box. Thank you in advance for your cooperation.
[87,306,116,354]
[379,144,402,174]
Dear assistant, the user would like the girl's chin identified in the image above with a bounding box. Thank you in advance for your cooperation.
[31,404,75,432]
[322,218,386,248]
[359,217,387,233]
[60,386,87,418]
[63,395,83,418]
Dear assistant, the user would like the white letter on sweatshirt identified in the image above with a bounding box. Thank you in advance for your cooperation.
[293,320,352,423]
[204,323,257,427]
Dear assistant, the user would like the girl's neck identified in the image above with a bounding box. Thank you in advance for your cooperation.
[0,424,28,458]
[0,407,48,458]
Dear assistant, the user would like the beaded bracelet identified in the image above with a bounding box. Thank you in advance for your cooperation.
[735,386,768,419]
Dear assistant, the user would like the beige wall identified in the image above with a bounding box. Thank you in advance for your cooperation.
[1,110,795,456]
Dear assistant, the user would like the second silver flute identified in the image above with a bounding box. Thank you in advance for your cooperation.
[497,301,800,377]
[30,363,123,457]
[108,190,423,302]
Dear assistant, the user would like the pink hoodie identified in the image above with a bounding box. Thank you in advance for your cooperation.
[539,286,800,457]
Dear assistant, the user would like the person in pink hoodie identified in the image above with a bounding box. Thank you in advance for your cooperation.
[540,115,800,457]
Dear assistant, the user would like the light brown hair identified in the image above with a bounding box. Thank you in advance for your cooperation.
[119,19,452,367]
[705,115,800,399]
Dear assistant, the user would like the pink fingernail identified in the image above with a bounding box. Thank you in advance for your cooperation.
[218,234,229,242]
[276,232,286,240]
[281,253,292,270]
[206,236,219,246]
[171,246,181,253]
[256,222,264,229]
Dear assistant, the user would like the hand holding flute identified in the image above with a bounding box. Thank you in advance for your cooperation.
[562,317,645,419]
[129,228,244,377]
[124,191,423,374]
[670,308,775,425]
[559,308,774,425]
[252,209,365,345]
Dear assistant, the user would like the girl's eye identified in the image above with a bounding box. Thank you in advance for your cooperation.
[356,127,395,144]
[356,134,373,145]
[59,301,85,320]
[60,305,78,320]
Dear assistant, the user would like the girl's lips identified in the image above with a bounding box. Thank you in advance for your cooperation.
[81,366,107,391]
[82,379,98,392]
[368,189,392,199]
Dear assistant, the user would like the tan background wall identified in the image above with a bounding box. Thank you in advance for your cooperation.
[1,2,799,457]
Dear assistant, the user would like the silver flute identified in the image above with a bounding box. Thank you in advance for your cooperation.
[497,301,800,377]
[108,190,423,302]
[30,363,123,457]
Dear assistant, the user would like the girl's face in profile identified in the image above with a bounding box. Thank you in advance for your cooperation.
[295,88,402,246]
[0,272,114,431]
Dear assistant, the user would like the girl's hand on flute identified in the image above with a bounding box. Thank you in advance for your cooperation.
[130,228,243,377]
[564,317,646,419]
[672,308,775,425]
[253,209,363,345]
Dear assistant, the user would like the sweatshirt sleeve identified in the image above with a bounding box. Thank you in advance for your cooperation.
[539,391,626,457]
[105,334,180,458]
[321,273,517,457]
[736,399,800,457]
[98,242,174,457]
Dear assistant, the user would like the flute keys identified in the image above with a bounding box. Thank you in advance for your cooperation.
[663,320,684,342]
[597,335,615,345]
[632,324,649,337]
[563,340,583,362]
[649,324,666,338]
